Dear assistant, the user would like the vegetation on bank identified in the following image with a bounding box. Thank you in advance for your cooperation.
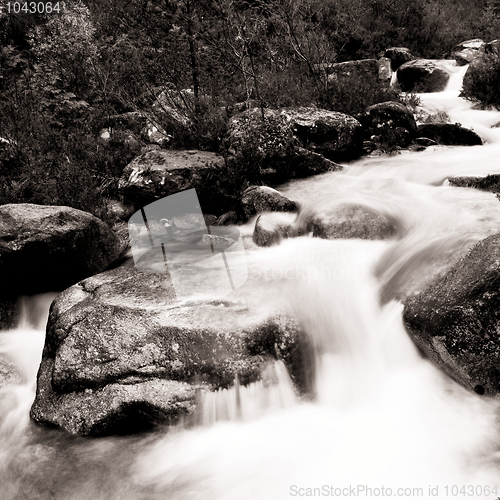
[1,0,499,223]
[461,48,500,108]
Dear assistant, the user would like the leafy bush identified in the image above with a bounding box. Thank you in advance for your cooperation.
[461,50,500,108]
[319,74,400,116]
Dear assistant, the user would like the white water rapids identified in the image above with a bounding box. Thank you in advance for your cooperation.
[2,64,500,499]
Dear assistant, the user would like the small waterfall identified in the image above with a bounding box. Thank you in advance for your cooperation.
[200,361,297,425]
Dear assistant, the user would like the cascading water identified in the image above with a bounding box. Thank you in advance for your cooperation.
[2,66,500,499]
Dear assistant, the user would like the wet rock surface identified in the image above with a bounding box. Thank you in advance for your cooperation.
[447,174,500,193]
[416,123,483,146]
[359,101,417,148]
[30,265,308,435]
[240,186,298,221]
[252,204,396,247]
[403,234,500,396]
[397,60,450,92]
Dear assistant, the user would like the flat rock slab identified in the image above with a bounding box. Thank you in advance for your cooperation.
[0,204,121,297]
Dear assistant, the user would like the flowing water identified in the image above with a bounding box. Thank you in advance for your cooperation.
[2,66,500,499]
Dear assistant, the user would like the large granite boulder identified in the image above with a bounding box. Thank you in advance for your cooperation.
[225,107,346,177]
[403,234,500,396]
[358,101,417,148]
[280,107,364,161]
[298,204,396,241]
[416,123,483,146]
[225,107,297,160]
[0,204,121,299]
[397,60,450,92]
[30,265,308,435]
[151,88,195,127]
[118,150,227,209]
[240,186,298,221]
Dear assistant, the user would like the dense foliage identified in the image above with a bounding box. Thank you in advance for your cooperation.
[461,48,500,108]
[0,0,498,220]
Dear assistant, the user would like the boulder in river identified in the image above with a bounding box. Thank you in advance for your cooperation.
[0,204,121,298]
[446,174,500,193]
[382,47,414,71]
[416,123,483,146]
[280,107,364,161]
[253,212,298,247]
[225,107,348,178]
[403,233,500,396]
[397,60,450,93]
[358,101,417,148]
[452,39,485,66]
[252,203,396,247]
[30,265,310,435]
[240,186,298,221]
[301,204,396,240]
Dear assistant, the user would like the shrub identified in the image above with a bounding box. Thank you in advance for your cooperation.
[461,50,500,108]
[318,74,400,116]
